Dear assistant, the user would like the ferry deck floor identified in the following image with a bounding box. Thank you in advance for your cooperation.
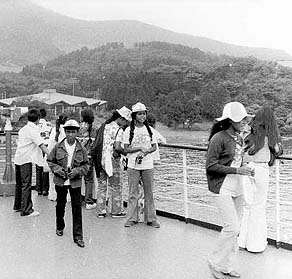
[1,192,292,279]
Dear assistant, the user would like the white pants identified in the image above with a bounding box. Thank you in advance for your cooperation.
[209,194,244,272]
[238,163,269,252]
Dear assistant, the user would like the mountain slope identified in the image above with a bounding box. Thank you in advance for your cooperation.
[0,0,291,66]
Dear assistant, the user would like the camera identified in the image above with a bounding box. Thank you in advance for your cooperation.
[136,155,143,164]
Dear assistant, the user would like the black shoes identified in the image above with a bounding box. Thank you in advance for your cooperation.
[74,239,85,248]
[56,229,63,236]
[42,191,49,196]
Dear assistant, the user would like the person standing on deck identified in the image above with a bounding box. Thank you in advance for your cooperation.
[91,106,132,218]
[205,102,254,279]
[123,102,160,228]
[13,108,49,217]
[238,107,282,253]
[36,108,51,196]
[47,119,89,248]
[80,108,96,210]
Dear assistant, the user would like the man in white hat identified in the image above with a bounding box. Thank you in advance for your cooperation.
[47,119,89,248]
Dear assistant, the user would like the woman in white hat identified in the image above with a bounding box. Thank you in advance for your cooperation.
[206,102,254,278]
[123,102,160,228]
[92,106,132,218]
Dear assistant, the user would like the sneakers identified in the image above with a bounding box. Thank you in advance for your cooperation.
[56,229,63,236]
[42,191,49,196]
[74,239,85,248]
[207,260,225,279]
[222,270,241,278]
[97,210,107,218]
[124,220,138,227]
[112,212,126,218]
[26,211,40,217]
[147,220,160,228]
[86,203,97,210]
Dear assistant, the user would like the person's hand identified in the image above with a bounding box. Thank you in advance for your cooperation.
[68,168,79,179]
[237,166,255,176]
[54,168,67,179]
[140,147,148,154]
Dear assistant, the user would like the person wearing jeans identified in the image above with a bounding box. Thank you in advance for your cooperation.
[206,102,254,279]
[123,102,159,228]
[92,106,132,218]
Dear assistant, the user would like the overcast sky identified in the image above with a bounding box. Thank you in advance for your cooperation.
[32,0,292,56]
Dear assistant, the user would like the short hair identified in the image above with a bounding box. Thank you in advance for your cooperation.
[39,108,47,119]
[27,108,40,122]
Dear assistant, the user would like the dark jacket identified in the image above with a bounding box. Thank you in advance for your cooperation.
[47,138,89,188]
[206,131,239,194]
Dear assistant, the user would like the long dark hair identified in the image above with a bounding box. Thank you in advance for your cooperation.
[245,107,281,165]
[55,114,68,142]
[129,111,153,145]
[81,108,95,140]
[208,119,231,141]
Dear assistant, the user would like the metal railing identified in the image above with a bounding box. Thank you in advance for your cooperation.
[153,143,292,250]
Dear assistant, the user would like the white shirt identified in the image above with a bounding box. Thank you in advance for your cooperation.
[123,125,157,170]
[47,125,66,152]
[14,121,44,166]
[64,140,76,185]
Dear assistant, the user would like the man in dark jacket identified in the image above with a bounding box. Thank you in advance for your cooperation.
[47,119,89,248]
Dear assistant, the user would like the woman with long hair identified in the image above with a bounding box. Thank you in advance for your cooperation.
[80,108,96,210]
[238,107,282,253]
[206,102,254,279]
[123,102,159,228]
[92,106,132,218]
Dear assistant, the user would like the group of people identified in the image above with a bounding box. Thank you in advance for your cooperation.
[206,102,282,278]
[12,102,163,248]
[12,98,282,266]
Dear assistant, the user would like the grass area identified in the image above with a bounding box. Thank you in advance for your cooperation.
[156,121,212,146]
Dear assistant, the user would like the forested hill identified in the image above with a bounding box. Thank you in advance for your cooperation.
[0,0,291,66]
[2,42,292,134]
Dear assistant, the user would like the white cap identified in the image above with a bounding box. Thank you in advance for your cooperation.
[132,102,147,113]
[216,102,254,122]
[63,119,80,129]
[116,106,132,122]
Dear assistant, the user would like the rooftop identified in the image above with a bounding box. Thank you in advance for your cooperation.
[1,193,292,279]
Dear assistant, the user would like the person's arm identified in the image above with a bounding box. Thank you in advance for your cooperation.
[206,135,253,176]
[47,146,67,178]
[39,143,49,156]
[123,144,143,154]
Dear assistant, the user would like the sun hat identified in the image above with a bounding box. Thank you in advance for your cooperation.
[216,102,254,122]
[116,106,132,122]
[132,102,147,113]
[63,119,80,130]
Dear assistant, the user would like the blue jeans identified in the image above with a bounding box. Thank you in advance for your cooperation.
[126,168,157,223]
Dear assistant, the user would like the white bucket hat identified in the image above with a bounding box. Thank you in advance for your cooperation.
[116,106,132,122]
[216,102,253,122]
[63,119,80,129]
[132,102,147,113]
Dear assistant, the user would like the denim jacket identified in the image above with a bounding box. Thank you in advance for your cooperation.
[47,138,89,188]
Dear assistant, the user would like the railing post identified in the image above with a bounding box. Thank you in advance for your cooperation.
[275,159,281,248]
[182,149,189,223]
[0,118,15,197]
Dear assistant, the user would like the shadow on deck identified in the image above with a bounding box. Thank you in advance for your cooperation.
[1,193,292,279]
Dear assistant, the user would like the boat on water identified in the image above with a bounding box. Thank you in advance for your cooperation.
[1,140,292,278]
